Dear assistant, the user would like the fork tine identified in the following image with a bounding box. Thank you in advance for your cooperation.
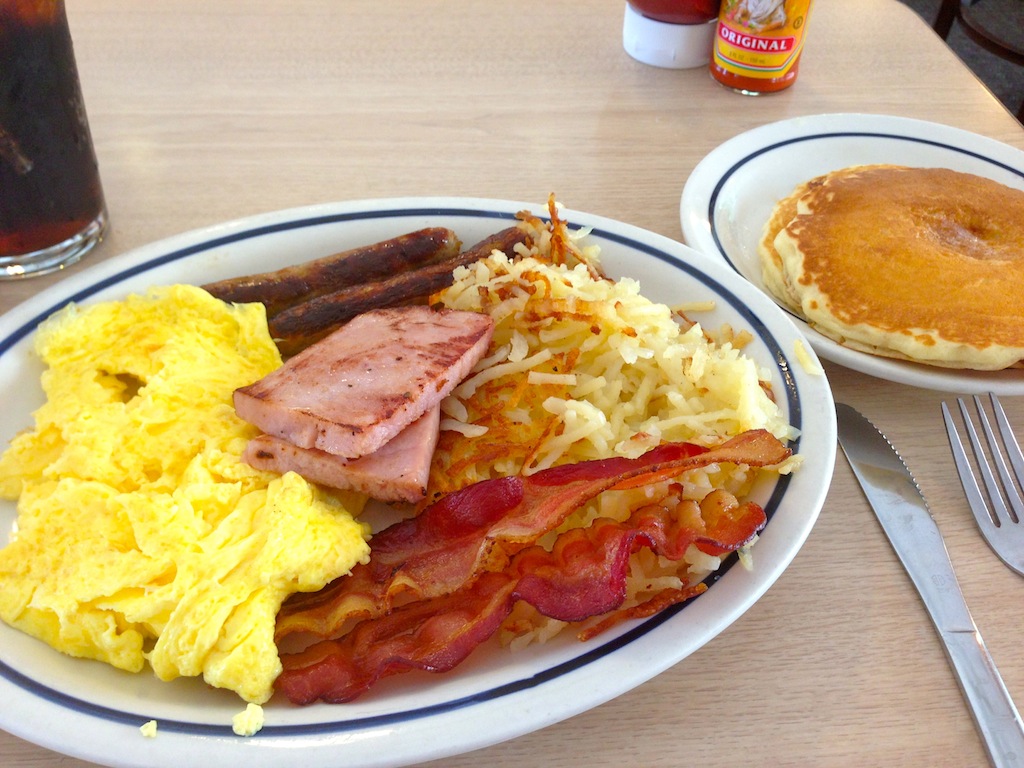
[945,396,1024,578]
[957,396,1015,526]
[968,395,1021,524]
[990,393,1024,522]
[942,400,1000,532]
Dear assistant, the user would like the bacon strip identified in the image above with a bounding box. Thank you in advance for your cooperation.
[277,572,517,705]
[276,476,771,704]
[275,430,790,703]
[276,429,789,641]
[576,583,707,643]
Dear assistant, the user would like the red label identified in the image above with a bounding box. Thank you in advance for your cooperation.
[716,21,795,53]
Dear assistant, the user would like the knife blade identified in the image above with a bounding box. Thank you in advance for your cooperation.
[836,403,1024,768]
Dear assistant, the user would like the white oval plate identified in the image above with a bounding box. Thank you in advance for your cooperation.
[0,198,836,768]
[680,113,1024,395]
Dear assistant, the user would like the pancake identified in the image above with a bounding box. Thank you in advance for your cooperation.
[765,165,1024,370]
[757,177,804,313]
[758,166,868,314]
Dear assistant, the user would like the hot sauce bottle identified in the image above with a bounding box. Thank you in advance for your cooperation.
[710,0,814,94]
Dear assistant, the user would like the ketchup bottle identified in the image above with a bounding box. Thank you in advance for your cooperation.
[623,1,722,69]
[710,0,814,94]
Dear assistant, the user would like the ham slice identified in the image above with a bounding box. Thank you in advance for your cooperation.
[234,306,494,458]
[243,405,441,503]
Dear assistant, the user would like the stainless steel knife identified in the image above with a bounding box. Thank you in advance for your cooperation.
[836,403,1024,768]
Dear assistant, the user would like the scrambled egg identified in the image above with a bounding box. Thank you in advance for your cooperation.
[232,702,265,736]
[0,284,370,703]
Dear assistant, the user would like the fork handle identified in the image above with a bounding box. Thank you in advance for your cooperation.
[942,628,1024,767]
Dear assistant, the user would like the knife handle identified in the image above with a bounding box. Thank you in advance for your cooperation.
[942,629,1024,768]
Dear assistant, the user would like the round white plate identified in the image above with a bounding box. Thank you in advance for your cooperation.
[0,198,836,768]
[680,113,1024,395]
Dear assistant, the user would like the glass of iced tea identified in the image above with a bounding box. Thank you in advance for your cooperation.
[0,0,107,279]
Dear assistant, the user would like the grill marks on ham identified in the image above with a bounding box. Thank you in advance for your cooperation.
[235,305,494,500]
[235,306,494,459]
[243,405,441,503]
[275,429,791,703]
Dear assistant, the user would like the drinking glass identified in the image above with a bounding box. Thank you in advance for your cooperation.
[0,0,108,279]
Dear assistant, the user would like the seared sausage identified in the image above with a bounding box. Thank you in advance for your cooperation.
[269,226,529,356]
[202,227,461,316]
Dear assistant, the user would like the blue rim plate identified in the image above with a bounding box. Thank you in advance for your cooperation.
[680,113,1024,395]
[0,198,835,768]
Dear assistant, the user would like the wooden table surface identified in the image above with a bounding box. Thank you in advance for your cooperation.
[3,0,1023,766]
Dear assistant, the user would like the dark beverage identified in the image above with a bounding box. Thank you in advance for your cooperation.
[0,0,107,277]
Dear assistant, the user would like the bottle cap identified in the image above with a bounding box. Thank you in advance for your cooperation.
[622,3,717,69]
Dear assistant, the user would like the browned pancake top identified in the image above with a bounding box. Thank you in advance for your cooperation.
[783,166,1024,349]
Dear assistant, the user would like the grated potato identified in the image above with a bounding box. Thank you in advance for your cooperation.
[434,252,797,485]
[429,213,801,645]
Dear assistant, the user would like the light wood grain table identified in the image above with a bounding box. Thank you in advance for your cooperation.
[2,1,1023,766]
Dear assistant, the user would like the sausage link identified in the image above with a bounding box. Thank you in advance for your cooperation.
[202,227,461,316]
[270,226,529,356]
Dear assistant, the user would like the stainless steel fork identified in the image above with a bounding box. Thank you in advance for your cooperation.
[942,394,1024,577]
